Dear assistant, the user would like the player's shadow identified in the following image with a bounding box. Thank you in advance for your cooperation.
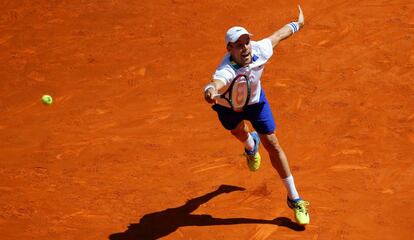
[109,184,304,240]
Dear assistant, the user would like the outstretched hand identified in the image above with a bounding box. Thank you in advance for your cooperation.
[297,5,305,27]
[204,87,218,104]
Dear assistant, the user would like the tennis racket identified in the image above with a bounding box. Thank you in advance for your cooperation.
[214,74,251,112]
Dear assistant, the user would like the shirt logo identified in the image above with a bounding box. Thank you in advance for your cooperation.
[252,54,259,62]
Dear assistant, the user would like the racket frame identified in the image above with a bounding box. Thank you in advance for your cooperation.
[214,74,251,112]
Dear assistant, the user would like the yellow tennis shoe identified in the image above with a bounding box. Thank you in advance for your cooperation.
[245,152,261,171]
[287,198,310,225]
[244,131,261,172]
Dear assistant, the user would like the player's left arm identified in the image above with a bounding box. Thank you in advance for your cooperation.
[267,5,305,48]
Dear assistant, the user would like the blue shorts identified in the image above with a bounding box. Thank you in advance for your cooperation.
[212,90,276,134]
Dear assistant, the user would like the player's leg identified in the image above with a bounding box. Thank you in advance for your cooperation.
[247,91,310,225]
[259,133,303,204]
[230,121,261,171]
[259,133,309,225]
[259,133,291,178]
[247,103,300,197]
[212,104,260,171]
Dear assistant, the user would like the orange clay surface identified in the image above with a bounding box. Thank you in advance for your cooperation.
[0,1,413,239]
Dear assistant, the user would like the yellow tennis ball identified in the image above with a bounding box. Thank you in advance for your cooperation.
[41,95,53,105]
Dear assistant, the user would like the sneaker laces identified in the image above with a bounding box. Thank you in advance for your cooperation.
[295,201,310,213]
[243,152,258,162]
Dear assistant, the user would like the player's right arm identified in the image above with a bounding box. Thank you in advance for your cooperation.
[204,79,225,104]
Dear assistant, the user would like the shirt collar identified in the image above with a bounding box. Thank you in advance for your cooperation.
[229,54,259,70]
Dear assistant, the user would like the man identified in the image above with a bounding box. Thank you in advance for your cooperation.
[203,6,310,225]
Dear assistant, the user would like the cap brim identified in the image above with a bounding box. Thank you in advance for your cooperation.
[227,33,253,44]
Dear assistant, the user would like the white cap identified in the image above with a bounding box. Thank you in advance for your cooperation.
[225,26,253,44]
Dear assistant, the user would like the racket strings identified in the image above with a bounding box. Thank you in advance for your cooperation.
[231,76,249,109]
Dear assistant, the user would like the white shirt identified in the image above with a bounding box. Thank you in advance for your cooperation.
[212,38,274,108]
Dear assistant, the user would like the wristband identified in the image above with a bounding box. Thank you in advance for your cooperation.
[204,83,216,92]
[287,22,300,33]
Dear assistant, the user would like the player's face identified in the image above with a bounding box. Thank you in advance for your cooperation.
[228,34,252,67]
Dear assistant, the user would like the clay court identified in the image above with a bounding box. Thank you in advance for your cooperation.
[0,1,413,239]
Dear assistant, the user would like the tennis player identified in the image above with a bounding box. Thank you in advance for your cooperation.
[203,6,310,225]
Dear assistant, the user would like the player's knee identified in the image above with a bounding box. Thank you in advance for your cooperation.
[261,134,281,150]
[230,122,247,135]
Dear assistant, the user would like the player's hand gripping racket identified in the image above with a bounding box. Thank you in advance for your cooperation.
[214,74,251,112]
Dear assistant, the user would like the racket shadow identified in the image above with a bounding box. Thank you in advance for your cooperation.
[108,185,305,240]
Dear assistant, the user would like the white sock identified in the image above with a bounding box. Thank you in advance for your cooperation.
[282,175,300,200]
[244,133,255,151]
